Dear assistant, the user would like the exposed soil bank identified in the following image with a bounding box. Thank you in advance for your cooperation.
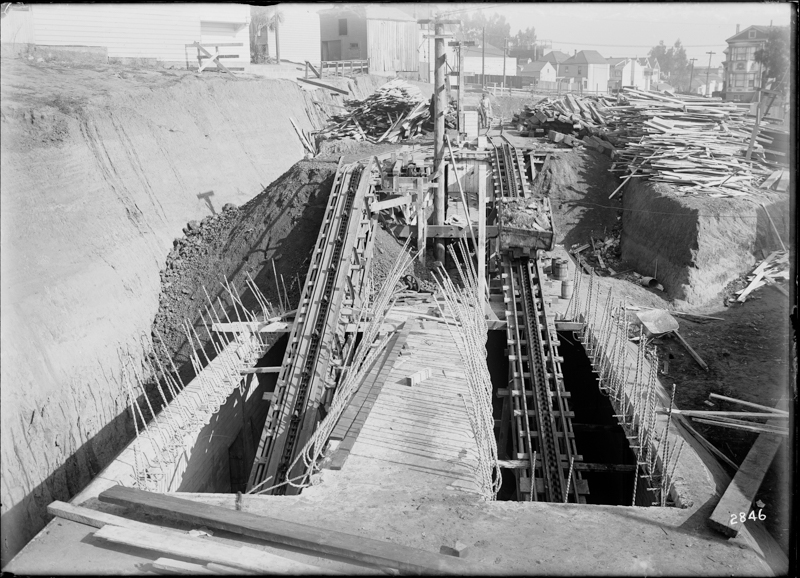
[0,56,387,566]
[620,180,790,306]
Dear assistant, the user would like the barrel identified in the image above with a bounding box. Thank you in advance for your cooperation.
[553,259,569,280]
[561,279,574,300]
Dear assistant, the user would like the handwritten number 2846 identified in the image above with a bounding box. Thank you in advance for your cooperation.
[730,509,766,525]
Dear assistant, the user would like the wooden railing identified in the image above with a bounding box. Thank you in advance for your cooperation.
[185,42,245,75]
[306,59,369,79]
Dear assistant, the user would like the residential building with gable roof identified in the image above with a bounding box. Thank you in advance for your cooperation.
[722,24,772,102]
[539,50,571,76]
[518,60,556,83]
[561,50,610,93]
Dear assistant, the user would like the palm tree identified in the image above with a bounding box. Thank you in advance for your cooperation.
[250,7,285,64]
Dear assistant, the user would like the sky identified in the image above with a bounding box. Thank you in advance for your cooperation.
[308,2,794,67]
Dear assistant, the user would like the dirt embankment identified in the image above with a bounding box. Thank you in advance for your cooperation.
[0,56,387,566]
[620,180,790,306]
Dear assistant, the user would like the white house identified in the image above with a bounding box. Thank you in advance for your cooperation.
[606,57,653,91]
[561,50,610,93]
[519,60,556,83]
[0,4,250,68]
[255,5,320,65]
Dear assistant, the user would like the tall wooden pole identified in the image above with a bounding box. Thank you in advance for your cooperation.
[705,51,715,96]
[458,45,464,131]
[502,37,507,92]
[434,20,447,262]
[481,27,486,87]
[688,58,696,93]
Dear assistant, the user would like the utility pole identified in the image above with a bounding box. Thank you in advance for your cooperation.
[705,51,715,96]
[502,37,508,92]
[449,40,475,132]
[421,15,459,263]
[482,26,485,88]
[688,58,697,94]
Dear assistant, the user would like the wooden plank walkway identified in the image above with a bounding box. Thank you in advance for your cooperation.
[318,302,484,497]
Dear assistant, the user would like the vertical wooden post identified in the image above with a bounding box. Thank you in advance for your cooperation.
[416,177,426,266]
[433,20,447,263]
[305,61,309,79]
[478,163,487,308]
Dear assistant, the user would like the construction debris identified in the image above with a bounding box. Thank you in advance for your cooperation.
[733,250,788,302]
[602,88,781,198]
[405,368,432,386]
[513,93,610,140]
[316,79,430,144]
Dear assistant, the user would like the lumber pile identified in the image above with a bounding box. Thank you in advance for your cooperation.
[513,93,615,144]
[759,168,790,192]
[570,231,621,275]
[732,250,789,302]
[316,79,430,144]
[602,88,781,198]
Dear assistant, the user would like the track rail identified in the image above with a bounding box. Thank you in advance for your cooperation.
[488,137,531,201]
[247,159,376,494]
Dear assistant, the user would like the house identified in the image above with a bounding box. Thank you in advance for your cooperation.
[635,57,659,90]
[539,50,571,75]
[0,4,250,68]
[690,67,725,96]
[519,60,556,84]
[722,24,773,102]
[318,5,418,76]
[451,42,517,77]
[253,5,320,65]
[561,50,610,93]
[606,57,656,91]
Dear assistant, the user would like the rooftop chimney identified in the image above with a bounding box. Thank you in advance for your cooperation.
[736,24,740,33]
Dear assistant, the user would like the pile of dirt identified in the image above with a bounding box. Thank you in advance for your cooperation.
[534,147,622,248]
[151,160,338,379]
[620,179,789,307]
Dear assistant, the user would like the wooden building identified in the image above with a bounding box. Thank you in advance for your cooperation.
[253,5,320,65]
[318,5,418,76]
[0,4,250,68]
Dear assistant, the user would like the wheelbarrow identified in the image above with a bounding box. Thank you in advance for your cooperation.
[635,309,709,371]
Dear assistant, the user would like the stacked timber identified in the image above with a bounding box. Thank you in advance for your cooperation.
[733,251,789,302]
[316,79,430,144]
[602,88,782,198]
[513,93,613,141]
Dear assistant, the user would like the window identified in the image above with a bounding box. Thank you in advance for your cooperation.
[578,66,582,75]
[564,66,569,73]
[748,29,756,38]
[349,42,359,49]
[338,18,347,35]
[736,62,745,70]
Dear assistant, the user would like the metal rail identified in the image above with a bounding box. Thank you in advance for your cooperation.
[488,137,531,201]
[247,159,376,494]
[501,256,586,502]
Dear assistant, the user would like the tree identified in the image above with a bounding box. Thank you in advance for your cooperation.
[649,39,690,91]
[511,26,537,50]
[755,26,790,91]
[457,11,511,49]
[250,7,284,64]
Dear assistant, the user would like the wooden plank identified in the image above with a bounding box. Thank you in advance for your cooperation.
[98,486,484,574]
[47,501,185,537]
[296,77,349,95]
[370,194,412,213]
[93,524,330,575]
[152,558,218,575]
[390,225,499,239]
[240,367,282,374]
[478,162,487,307]
[707,400,787,537]
[212,321,290,333]
[708,393,789,415]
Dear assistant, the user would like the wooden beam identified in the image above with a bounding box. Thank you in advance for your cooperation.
[707,399,787,537]
[93,525,330,575]
[478,162,487,308]
[370,194,412,213]
[212,321,290,333]
[152,558,218,575]
[240,367,282,374]
[296,77,349,95]
[389,225,499,239]
[98,486,485,574]
[47,501,185,537]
